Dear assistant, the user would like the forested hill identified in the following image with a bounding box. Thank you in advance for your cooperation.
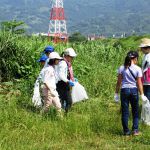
[0,0,150,36]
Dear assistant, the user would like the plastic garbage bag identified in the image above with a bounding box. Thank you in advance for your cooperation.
[71,82,88,103]
[141,100,150,126]
[32,80,43,107]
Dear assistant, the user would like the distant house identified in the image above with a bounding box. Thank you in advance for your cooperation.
[32,32,48,36]
[87,35,105,41]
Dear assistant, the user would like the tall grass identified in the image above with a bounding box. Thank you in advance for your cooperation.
[1,35,150,149]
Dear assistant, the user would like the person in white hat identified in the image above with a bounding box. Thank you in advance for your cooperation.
[41,52,63,116]
[139,38,150,101]
[56,48,77,113]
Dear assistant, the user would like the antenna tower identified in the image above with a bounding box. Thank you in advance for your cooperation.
[48,0,68,43]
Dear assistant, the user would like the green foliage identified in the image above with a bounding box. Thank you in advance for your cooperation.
[0,31,54,81]
[1,35,150,149]
[1,86,150,149]
[68,32,87,42]
[1,20,26,34]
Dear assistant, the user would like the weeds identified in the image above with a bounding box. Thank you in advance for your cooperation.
[0,35,150,149]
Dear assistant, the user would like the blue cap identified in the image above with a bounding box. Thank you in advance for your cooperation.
[44,45,54,53]
[38,55,48,62]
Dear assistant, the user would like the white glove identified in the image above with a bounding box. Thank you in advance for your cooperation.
[141,94,148,103]
[114,93,119,103]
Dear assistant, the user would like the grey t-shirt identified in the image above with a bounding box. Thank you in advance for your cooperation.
[118,64,142,89]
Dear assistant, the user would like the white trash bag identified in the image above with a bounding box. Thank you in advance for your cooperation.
[141,100,150,126]
[71,82,88,104]
[32,80,43,107]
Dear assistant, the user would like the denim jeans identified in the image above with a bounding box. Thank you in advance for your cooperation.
[121,88,139,133]
[143,85,150,101]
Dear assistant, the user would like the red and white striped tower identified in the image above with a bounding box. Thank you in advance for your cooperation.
[48,0,68,43]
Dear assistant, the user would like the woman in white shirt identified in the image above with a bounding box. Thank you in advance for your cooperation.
[56,48,77,113]
[42,52,62,114]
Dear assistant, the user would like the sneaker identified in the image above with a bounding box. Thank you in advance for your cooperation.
[132,130,141,136]
[123,131,131,136]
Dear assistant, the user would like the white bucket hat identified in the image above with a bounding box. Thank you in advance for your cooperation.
[139,38,150,48]
[49,52,62,59]
[64,48,77,57]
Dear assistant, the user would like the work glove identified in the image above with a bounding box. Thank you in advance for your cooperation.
[114,93,119,103]
[141,94,149,104]
[68,81,75,87]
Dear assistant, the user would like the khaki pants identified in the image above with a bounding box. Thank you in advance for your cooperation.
[42,85,61,112]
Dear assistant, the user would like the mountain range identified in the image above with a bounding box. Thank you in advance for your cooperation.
[0,0,150,36]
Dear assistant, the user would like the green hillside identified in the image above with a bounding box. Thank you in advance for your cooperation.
[0,0,150,35]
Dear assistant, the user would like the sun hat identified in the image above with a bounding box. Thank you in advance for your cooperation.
[139,38,150,48]
[127,51,139,58]
[49,52,62,59]
[64,48,77,57]
[44,45,54,53]
[38,55,48,62]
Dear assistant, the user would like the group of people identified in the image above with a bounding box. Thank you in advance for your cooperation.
[115,38,150,136]
[34,38,150,134]
[36,46,77,116]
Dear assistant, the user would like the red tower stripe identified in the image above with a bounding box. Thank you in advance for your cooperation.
[50,7,65,20]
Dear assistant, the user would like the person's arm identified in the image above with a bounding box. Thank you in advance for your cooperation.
[143,54,150,72]
[57,61,75,86]
[43,69,58,96]
[114,73,122,102]
[43,69,51,89]
[137,77,144,95]
[58,61,69,83]
[115,74,122,94]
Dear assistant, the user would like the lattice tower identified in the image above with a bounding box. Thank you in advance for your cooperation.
[48,0,67,42]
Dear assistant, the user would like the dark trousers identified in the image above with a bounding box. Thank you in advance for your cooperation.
[56,81,72,112]
[120,88,139,133]
[143,85,150,101]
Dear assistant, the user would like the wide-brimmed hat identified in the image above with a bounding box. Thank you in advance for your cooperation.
[64,48,77,57]
[49,52,62,59]
[139,38,150,48]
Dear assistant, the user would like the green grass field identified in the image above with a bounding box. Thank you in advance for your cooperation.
[0,84,150,150]
[0,35,150,149]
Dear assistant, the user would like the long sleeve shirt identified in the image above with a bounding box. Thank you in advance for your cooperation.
[43,65,57,90]
[55,60,69,83]
[142,53,150,72]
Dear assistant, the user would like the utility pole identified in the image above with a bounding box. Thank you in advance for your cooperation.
[48,0,68,43]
